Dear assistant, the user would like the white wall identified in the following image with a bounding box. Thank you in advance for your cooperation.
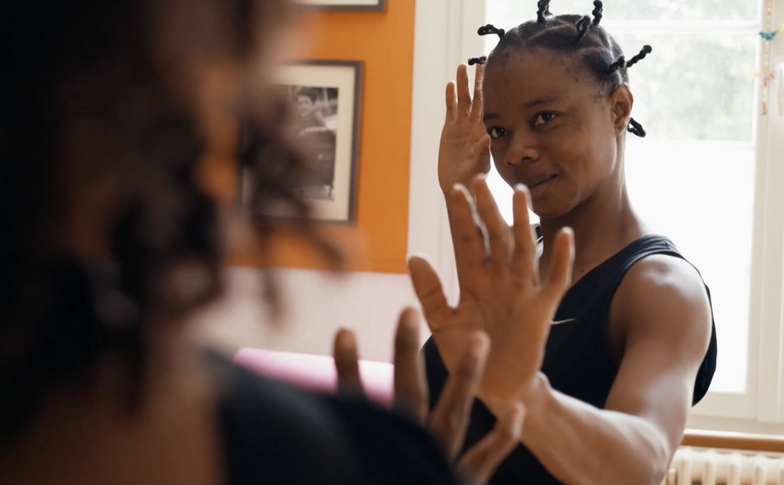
[194,266,424,363]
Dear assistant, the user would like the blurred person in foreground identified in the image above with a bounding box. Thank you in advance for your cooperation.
[0,0,544,483]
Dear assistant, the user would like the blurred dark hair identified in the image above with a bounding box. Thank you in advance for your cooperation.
[0,0,338,449]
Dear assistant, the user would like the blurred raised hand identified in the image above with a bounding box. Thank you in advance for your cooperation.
[333,309,524,485]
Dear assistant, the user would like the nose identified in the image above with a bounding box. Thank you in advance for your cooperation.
[503,132,538,166]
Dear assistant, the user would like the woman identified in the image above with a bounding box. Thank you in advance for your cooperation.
[414,1,718,483]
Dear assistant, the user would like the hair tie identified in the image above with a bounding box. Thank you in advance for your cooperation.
[627,118,647,137]
[572,16,591,46]
[478,24,505,40]
[607,56,626,74]
[537,0,552,23]
[592,1,604,25]
[626,45,652,69]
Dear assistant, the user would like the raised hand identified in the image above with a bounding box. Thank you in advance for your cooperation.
[438,64,491,194]
[409,177,574,406]
[333,309,524,485]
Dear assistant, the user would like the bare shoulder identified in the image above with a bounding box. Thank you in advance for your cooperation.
[619,254,710,311]
[611,253,712,356]
[604,254,713,447]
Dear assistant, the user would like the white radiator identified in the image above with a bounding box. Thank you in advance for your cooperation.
[659,447,784,485]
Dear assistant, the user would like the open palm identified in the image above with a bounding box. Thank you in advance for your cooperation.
[410,178,574,406]
[438,64,491,194]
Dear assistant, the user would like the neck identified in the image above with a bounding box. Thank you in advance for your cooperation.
[538,168,648,284]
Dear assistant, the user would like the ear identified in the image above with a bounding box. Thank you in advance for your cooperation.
[609,84,633,135]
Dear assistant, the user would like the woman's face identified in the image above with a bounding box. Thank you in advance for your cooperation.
[482,48,629,219]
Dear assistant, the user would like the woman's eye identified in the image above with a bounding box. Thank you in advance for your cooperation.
[488,127,507,139]
[534,113,557,125]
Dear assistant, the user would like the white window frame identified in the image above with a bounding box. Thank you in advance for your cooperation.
[408,0,784,433]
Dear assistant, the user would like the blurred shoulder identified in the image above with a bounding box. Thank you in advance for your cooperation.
[206,351,459,485]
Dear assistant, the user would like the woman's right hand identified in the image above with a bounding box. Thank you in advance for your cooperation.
[438,63,492,194]
[409,179,574,408]
[333,309,524,485]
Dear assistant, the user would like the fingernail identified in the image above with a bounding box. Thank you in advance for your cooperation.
[400,306,420,321]
[510,401,525,417]
[515,184,532,208]
[337,328,357,345]
[453,183,470,197]
[406,253,429,265]
[469,332,490,359]
[509,402,526,432]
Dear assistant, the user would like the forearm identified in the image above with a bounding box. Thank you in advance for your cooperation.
[485,376,672,485]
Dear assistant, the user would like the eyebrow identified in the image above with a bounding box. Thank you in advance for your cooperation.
[483,96,562,122]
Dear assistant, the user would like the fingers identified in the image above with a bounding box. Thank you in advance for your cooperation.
[428,332,490,460]
[540,227,574,303]
[456,64,472,116]
[470,63,485,121]
[472,176,511,265]
[333,328,365,397]
[457,402,525,485]
[445,81,457,122]
[408,256,453,331]
[450,184,490,265]
[511,185,538,283]
[392,308,429,423]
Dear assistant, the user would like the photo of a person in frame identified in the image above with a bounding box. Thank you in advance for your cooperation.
[288,85,338,201]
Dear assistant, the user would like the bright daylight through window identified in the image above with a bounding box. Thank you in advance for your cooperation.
[484,0,763,394]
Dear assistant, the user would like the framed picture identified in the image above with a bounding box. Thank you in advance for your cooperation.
[297,0,385,11]
[239,60,363,224]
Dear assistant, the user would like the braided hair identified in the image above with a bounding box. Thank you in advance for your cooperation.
[471,0,651,137]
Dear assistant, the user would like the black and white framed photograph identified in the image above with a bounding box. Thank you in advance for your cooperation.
[240,60,363,224]
[297,0,385,11]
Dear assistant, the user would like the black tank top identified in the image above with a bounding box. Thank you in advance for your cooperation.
[423,234,718,485]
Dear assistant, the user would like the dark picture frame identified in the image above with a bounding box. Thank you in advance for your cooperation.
[297,0,385,11]
[239,60,363,225]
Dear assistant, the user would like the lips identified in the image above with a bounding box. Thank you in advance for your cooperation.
[521,174,556,189]
[519,174,557,199]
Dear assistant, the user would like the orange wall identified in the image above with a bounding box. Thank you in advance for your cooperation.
[229,2,415,274]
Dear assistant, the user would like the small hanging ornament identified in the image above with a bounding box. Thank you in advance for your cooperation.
[759,23,784,41]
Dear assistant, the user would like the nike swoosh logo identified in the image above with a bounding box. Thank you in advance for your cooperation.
[551,318,576,325]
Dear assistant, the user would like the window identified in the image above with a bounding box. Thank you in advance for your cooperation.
[409,0,784,430]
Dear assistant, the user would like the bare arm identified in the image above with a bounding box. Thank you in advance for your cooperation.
[488,255,713,485]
